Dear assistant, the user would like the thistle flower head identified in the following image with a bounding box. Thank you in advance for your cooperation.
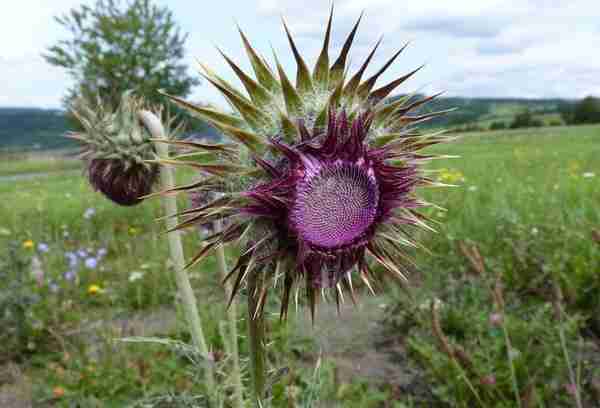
[161,9,452,319]
[69,92,160,206]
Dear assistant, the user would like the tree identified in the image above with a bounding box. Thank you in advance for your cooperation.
[572,96,600,124]
[510,109,543,129]
[44,0,199,111]
[489,121,507,131]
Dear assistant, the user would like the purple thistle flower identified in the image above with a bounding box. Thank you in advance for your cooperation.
[160,10,450,320]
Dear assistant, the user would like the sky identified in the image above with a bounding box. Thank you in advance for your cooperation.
[2,0,600,108]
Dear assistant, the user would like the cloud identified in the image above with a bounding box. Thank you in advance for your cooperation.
[2,0,600,108]
[402,16,506,39]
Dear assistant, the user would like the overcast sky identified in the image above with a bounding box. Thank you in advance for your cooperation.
[2,0,600,108]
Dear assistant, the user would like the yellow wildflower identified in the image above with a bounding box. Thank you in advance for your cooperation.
[87,284,102,295]
[438,168,465,184]
[23,239,34,249]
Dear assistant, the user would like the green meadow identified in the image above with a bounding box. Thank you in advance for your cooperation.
[1,124,599,407]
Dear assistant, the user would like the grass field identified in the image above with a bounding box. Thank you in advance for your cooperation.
[1,124,599,407]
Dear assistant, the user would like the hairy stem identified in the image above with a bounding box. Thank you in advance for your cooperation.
[139,110,215,394]
[214,220,244,408]
[247,273,266,406]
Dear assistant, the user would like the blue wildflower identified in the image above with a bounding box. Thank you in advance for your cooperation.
[64,270,77,281]
[37,243,49,253]
[85,257,98,269]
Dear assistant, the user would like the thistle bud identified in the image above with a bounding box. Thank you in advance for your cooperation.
[69,92,159,206]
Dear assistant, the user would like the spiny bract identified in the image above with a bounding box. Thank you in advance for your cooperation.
[69,92,160,206]
[161,9,453,320]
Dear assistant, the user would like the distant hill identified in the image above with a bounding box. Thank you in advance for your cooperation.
[0,107,221,153]
[0,97,578,151]
[0,108,74,152]
[393,96,576,129]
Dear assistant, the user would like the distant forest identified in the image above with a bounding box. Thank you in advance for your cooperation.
[1,96,594,152]
[0,107,220,152]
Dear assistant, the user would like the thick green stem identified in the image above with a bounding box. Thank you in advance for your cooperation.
[247,276,266,406]
[138,111,215,393]
[213,220,244,408]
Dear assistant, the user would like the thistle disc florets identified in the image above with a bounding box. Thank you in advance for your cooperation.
[162,8,452,319]
[69,92,160,206]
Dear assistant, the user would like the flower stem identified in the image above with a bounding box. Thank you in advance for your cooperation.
[214,220,244,408]
[247,287,266,405]
[139,110,215,394]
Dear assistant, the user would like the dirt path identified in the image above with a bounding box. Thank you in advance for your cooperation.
[294,295,428,395]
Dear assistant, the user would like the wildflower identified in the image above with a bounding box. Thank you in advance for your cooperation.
[0,227,10,236]
[23,239,34,249]
[564,383,578,396]
[83,207,96,219]
[64,271,77,281]
[468,185,478,192]
[480,375,496,386]
[52,386,65,398]
[438,168,464,184]
[69,93,159,206]
[129,271,145,282]
[30,256,44,286]
[49,282,60,293]
[582,172,595,178]
[65,252,78,268]
[531,227,539,236]
[87,284,102,295]
[489,313,503,327]
[84,257,98,269]
[128,226,138,235]
[38,242,49,253]
[97,248,108,258]
[77,249,88,258]
[160,10,451,319]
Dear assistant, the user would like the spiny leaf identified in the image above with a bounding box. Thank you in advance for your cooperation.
[282,18,314,95]
[357,42,409,100]
[150,138,237,154]
[343,36,382,98]
[147,158,249,176]
[313,4,333,87]
[391,92,445,118]
[278,110,298,142]
[160,91,245,129]
[369,65,424,104]
[273,52,303,117]
[197,61,248,101]
[238,26,279,91]
[216,123,265,152]
[217,48,273,107]
[391,108,457,129]
[313,105,329,133]
[201,73,272,131]
[330,12,363,87]
[373,94,411,127]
